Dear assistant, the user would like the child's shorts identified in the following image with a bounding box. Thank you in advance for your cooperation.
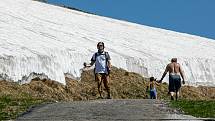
[150,89,157,99]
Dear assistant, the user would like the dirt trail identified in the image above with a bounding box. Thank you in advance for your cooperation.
[17,99,200,121]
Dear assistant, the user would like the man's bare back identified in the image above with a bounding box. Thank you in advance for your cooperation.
[167,62,181,75]
[160,58,185,84]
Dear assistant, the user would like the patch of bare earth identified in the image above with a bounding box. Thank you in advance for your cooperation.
[0,67,215,101]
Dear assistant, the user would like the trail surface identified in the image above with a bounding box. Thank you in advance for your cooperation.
[17,99,200,121]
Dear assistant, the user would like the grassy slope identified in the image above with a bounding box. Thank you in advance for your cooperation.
[0,94,45,120]
[170,100,215,118]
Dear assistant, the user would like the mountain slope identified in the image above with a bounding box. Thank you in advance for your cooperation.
[0,0,215,85]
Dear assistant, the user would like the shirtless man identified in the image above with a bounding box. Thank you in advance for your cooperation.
[159,58,185,100]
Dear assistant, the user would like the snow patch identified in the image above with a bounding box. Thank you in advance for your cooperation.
[0,0,215,86]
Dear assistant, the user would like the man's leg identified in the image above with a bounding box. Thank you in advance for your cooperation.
[169,75,176,100]
[103,74,111,99]
[169,82,175,100]
[170,92,174,100]
[175,78,181,101]
[175,91,179,100]
[96,73,103,98]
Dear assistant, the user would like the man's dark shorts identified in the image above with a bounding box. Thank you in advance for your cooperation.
[169,74,181,92]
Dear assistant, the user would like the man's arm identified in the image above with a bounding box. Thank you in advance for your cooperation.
[89,61,95,66]
[155,81,160,86]
[84,61,95,68]
[106,52,111,71]
[107,60,111,69]
[179,64,185,84]
[159,65,169,83]
[84,53,96,68]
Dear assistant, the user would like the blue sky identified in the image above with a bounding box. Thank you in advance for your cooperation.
[47,0,215,40]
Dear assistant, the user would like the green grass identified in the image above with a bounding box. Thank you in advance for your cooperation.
[170,100,215,118]
[0,94,46,120]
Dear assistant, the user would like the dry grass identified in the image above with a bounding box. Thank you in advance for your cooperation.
[0,67,215,120]
[0,67,215,101]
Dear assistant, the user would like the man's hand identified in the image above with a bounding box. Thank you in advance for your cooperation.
[107,67,111,75]
[182,80,185,85]
[157,80,162,83]
[83,62,87,68]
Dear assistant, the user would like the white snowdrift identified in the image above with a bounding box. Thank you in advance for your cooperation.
[0,0,215,86]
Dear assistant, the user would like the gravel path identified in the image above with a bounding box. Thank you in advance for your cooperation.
[17,99,200,121]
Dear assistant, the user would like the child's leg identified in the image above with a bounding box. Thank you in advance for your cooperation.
[150,90,156,99]
[150,91,153,99]
[154,89,157,99]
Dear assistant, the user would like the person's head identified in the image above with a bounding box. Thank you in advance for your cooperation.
[97,42,104,52]
[171,58,177,63]
[150,77,156,82]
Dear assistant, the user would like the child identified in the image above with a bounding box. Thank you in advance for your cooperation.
[146,77,160,99]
